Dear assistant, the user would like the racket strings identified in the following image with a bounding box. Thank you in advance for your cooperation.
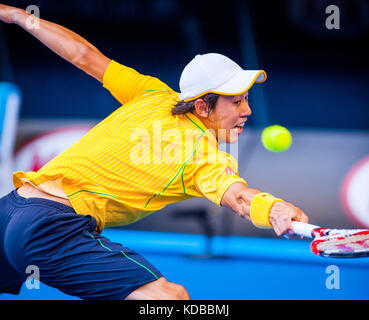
[315,233,369,253]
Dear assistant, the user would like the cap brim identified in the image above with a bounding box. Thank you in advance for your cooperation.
[215,70,267,95]
[182,70,267,102]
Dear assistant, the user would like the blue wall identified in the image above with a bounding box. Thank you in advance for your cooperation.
[2,0,369,128]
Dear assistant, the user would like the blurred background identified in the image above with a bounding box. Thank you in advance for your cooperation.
[2,0,369,301]
[1,0,369,239]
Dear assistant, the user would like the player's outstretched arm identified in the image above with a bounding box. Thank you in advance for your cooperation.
[221,182,309,237]
[0,4,111,82]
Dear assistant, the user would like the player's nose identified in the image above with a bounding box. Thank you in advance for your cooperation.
[240,100,252,117]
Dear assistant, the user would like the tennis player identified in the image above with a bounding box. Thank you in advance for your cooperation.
[0,4,308,300]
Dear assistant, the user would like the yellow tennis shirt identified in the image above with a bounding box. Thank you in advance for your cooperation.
[13,60,247,232]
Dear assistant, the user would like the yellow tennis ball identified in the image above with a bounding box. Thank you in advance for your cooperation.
[261,125,292,152]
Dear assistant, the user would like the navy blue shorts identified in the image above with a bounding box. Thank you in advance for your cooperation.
[0,190,163,300]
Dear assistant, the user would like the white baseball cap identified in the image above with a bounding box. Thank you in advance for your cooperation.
[179,53,267,102]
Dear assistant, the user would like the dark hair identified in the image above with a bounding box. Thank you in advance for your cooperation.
[172,93,220,116]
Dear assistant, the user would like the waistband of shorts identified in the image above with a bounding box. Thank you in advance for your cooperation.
[9,189,76,213]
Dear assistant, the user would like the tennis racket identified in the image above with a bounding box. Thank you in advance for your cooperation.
[291,222,369,258]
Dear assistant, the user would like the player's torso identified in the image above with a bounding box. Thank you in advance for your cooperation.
[37,90,207,229]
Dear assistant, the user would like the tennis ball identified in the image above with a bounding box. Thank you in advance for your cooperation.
[261,125,292,152]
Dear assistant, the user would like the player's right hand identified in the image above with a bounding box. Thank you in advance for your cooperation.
[0,4,20,24]
[269,201,309,237]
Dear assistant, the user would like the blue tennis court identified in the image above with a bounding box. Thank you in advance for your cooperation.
[2,229,369,300]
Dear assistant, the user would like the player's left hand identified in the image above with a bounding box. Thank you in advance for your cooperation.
[0,4,21,24]
[269,201,309,237]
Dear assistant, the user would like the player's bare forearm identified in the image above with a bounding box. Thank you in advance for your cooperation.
[220,183,259,221]
[0,4,110,82]
[221,182,309,236]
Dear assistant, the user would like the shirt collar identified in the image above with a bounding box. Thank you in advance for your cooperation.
[184,112,218,145]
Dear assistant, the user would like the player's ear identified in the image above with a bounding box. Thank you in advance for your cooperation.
[194,99,209,118]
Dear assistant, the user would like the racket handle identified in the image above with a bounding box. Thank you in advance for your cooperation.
[292,222,320,238]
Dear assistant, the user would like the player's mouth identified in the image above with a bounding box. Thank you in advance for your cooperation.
[234,121,246,134]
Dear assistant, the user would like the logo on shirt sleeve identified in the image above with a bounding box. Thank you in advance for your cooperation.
[224,167,236,176]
